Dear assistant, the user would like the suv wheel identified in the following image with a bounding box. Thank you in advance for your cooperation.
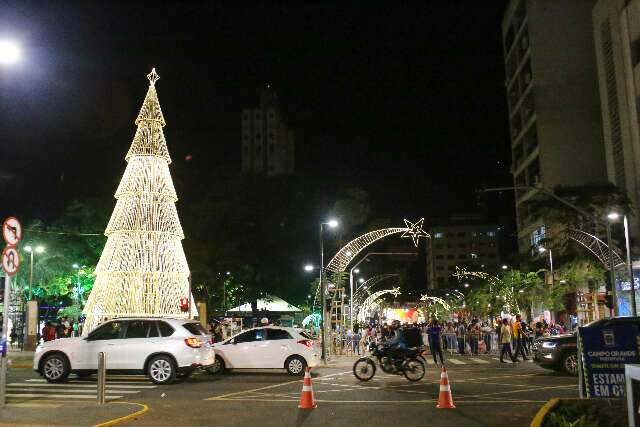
[147,355,176,385]
[562,352,578,376]
[285,356,306,376]
[42,354,70,383]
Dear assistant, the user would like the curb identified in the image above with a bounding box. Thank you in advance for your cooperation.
[530,397,559,427]
[10,364,32,369]
[93,402,149,427]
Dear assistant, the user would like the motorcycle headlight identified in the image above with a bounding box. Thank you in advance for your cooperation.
[542,342,557,349]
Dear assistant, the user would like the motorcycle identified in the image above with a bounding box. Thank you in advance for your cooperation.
[353,342,425,382]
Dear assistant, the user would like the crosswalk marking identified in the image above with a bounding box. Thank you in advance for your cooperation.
[26,378,154,385]
[14,382,156,389]
[469,358,489,364]
[6,378,156,403]
[7,387,141,394]
[6,394,123,399]
[447,359,464,365]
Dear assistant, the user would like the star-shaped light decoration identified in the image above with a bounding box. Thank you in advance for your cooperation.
[147,67,160,86]
[390,287,401,298]
[401,218,429,247]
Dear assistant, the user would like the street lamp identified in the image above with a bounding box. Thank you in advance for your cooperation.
[319,219,339,363]
[608,212,636,316]
[358,277,365,284]
[0,40,21,65]
[303,264,314,272]
[353,269,360,274]
[23,245,45,301]
[501,265,509,270]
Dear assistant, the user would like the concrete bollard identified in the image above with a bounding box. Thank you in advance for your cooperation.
[97,352,106,405]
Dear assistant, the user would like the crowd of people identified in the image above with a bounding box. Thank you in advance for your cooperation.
[337,315,568,365]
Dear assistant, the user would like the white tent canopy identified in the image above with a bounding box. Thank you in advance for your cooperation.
[228,295,301,313]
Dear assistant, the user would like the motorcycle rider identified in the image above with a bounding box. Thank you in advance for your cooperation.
[386,320,408,368]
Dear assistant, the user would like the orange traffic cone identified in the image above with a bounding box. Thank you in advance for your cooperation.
[436,366,456,409]
[298,367,317,409]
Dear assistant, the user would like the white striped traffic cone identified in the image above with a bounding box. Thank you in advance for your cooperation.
[436,366,456,409]
[298,367,317,409]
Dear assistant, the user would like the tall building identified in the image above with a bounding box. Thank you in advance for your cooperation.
[502,0,608,255]
[241,85,295,176]
[593,0,640,242]
[427,224,501,289]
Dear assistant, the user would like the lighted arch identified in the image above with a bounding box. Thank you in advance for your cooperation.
[302,313,322,327]
[354,274,399,306]
[357,287,401,322]
[565,228,625,270]
[325,218,427,273]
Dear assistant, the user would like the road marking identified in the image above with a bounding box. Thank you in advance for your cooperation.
[7,387,141,394]
[447,359,464,365]
[6,394,123,399]
[469,358,489,364]
[26,379,154,385]
[11,383,157,389]
[205,379,302,400]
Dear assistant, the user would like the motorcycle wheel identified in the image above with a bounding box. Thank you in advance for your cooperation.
[380,357,394,374]
[403,358,425,382]
[353,358,376,381]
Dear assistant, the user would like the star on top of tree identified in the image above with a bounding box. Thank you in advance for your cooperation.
[390,287,401,298]
[147,68,160,86]
[401,218,428,247]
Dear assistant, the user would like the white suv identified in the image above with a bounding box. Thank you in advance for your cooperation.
[34,318,215,384]
[210,326,320,375]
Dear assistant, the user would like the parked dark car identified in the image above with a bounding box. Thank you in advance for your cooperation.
[533,317,640,376]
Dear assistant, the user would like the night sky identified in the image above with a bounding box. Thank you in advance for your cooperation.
[0,1,513,230]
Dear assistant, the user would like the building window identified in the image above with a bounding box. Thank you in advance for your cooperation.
[447,255,454,260]
[434,232,444,239]
[487,231,496,237]
[531,225,546,248]
[435,255,443,260]
[436,266,444,271]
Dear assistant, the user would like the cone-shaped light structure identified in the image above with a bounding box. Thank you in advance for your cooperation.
[83,68,193,334]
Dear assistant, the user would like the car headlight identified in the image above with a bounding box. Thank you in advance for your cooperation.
[542,342,557,349]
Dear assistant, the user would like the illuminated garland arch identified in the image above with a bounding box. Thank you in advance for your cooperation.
[565,228,625,270]
[325,218,428,273]
[302,313,322,328]
[353,274,399,306]
[357,287,401,322]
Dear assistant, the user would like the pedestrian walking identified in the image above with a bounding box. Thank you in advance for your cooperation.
[512,314,528,362]
[499,318,514,363]
[427,319,445,365]
[456,320,466,354]
[482,322,492,354]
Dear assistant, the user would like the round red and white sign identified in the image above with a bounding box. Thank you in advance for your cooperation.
[2,216,22,246]
[1,246,20,276]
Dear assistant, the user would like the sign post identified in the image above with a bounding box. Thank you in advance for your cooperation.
[0,216,22,407]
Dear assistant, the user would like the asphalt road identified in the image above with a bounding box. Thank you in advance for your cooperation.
[4,355,578,427]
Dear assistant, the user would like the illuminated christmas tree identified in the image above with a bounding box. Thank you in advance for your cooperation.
[83,69,192,333]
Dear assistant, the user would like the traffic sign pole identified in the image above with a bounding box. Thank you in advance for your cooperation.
[0,216,22,407]
[0,274,11,407]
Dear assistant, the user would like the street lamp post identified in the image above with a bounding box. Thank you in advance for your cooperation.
[608,212,636,316]
[319,219,338,363]
[24,245,44,301]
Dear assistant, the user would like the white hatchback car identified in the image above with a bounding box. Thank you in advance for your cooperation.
[209,326,320,375]
[34,318,215,384]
